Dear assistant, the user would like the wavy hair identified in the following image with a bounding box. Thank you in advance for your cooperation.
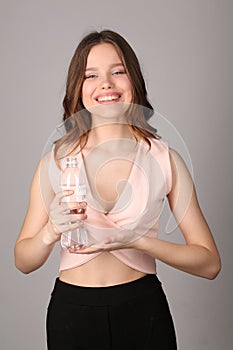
[54,29,161,167]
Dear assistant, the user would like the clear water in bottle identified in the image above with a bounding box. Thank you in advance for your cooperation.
[60,157,88,249]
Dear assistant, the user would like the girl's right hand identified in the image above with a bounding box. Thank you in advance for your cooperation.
[45,190,87,245]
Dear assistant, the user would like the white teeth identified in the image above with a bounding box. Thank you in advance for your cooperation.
[97,95,120,102]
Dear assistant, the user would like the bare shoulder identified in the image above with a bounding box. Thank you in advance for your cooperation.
[168,147,191,173]
[168,147,194,191]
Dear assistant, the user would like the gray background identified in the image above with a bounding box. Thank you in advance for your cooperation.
[1,0,232,349]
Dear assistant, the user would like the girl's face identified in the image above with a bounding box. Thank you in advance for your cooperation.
[81,43,133,110]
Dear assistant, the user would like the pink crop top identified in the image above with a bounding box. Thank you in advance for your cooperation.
[48,137,172,274]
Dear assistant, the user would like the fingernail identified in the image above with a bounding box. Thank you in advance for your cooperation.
[65,190,73,195]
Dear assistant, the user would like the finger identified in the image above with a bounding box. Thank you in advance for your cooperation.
[55,220,85,233]
[55,202,86,216]
[50,192,72,212]
[67,201,87,210]
[103,231,132,245]
[57,200,87,212]
[62,214,87,224]
[69,246,102,254]
[103,234,124,244]
[103,236,115,244]
[63,202,87,214]
[52,190,74,207]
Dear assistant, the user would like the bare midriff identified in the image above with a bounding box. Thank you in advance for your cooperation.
[59,252,146,287]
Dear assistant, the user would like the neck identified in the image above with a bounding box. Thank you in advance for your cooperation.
[86,123,135,149]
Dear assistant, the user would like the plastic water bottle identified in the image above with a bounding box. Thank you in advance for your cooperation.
[60,157,88,249]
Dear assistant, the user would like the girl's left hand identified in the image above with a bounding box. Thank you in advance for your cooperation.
[68,229,141,254]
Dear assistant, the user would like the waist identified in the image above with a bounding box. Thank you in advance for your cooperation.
[52,274,162,306]
[59,252,147,287]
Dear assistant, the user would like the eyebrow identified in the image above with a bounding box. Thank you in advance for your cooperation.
[85,63,124,72]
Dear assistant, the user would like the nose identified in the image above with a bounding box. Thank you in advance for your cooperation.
[101,74,114,89]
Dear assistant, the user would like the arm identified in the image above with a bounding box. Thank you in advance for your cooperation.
[14,151,86,274]
[14,152,57,274]
[134,148,221,279]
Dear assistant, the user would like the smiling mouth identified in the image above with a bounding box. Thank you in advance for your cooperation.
[96,94,121,103]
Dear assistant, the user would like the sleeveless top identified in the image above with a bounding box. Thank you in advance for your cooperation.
[48,137,172,274]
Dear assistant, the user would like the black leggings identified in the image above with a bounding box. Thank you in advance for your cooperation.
[46,274,177,349]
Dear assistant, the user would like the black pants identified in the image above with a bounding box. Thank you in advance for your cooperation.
[46,274,177,349]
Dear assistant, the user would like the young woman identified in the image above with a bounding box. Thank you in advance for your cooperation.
[14,30,221,350]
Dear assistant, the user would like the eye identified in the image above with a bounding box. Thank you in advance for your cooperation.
[84,74,97,79]
[112,70,126,75]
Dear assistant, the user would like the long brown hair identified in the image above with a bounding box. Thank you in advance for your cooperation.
[54,29,161,167]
